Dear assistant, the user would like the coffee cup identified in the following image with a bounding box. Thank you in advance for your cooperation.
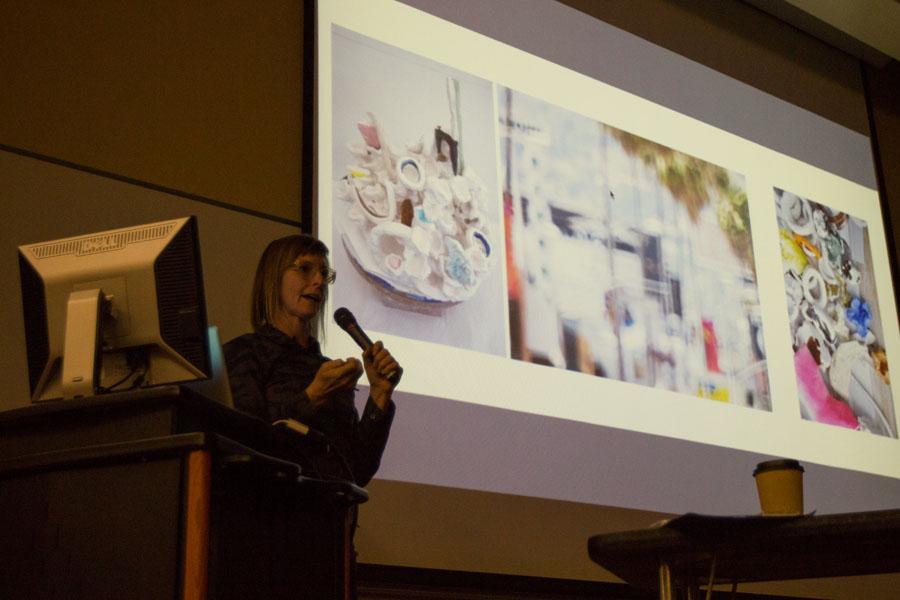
[753,459,804,516]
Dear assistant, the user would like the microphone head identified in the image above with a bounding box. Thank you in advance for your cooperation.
[333,307,357,330]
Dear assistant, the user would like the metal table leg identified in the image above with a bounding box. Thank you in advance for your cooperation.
[659,562,674,600]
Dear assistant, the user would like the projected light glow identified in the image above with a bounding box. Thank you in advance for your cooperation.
[317,0,900,483]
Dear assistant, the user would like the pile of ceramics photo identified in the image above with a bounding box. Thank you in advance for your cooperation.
[336,113,495,307]
[777,190,894,437]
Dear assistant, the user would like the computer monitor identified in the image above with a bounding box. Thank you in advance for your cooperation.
[18,216,210,402]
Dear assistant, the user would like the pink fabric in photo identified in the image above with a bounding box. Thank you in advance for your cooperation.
[795,345,859,429]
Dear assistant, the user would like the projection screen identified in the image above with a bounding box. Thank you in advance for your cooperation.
[316,0,900,514]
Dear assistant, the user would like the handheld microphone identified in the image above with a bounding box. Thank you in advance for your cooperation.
[334,307,373,350]
[333,307,398,382]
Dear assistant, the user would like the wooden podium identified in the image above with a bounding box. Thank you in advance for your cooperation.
[0,386,367,600]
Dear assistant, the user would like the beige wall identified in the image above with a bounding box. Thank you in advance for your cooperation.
[0,0,305,222]
[2,1,899,598]
[0,149,298,410]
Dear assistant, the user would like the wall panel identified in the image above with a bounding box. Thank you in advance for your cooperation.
[0,0,304,222]
[1,148,297,411]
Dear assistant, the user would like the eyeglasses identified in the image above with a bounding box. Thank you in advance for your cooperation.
[288,260,336,284]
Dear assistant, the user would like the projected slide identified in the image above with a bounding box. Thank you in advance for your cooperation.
[501,88,768,409]
[775,189,896,437]
[330,27,505,356]
[318,0,900,481]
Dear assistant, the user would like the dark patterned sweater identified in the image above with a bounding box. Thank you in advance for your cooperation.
[223,325,394,486]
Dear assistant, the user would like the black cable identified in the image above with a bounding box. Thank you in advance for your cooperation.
[97,365,140,393]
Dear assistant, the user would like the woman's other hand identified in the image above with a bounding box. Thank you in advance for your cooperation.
[305,358,364,408]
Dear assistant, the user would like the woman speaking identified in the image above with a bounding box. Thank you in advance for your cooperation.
[224,234,402,486]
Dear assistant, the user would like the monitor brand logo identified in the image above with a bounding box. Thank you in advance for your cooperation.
[80,234,126,255]
[29,222,176,259]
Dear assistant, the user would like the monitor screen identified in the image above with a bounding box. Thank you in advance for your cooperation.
[18,216,210,402]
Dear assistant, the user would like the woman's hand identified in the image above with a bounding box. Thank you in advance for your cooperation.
[305,358,364,408]
[364,341,402,409]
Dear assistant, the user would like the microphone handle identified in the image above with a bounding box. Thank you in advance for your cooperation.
[347,324,398,383]
[346,323,373,350]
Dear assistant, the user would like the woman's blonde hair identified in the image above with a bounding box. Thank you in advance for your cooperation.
[251,234,331,339]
